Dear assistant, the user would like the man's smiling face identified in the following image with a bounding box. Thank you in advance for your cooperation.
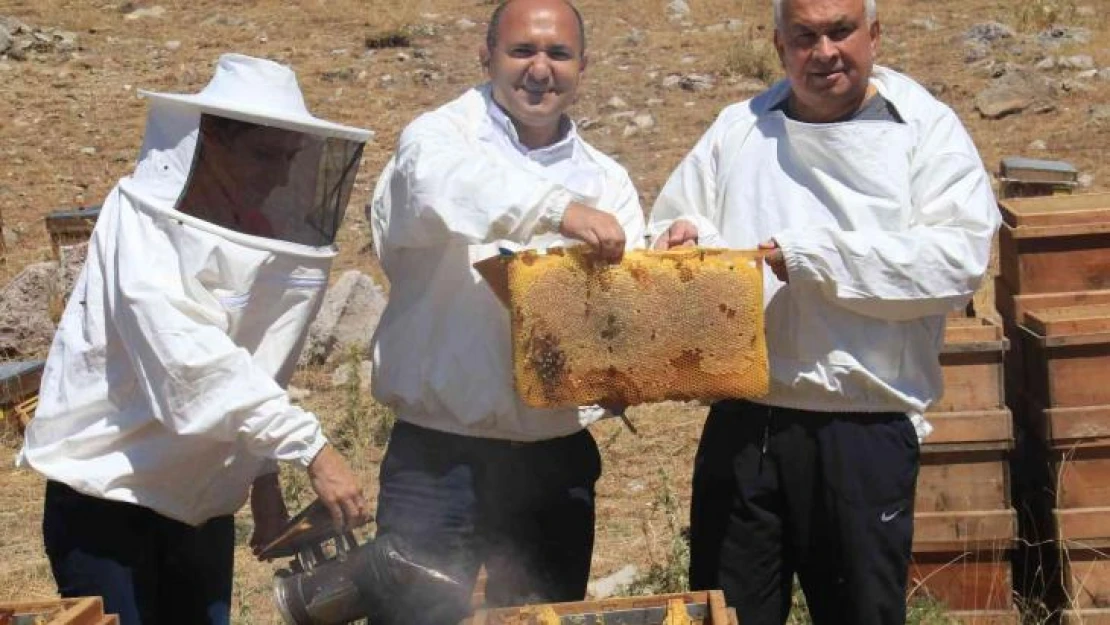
[774,0,880,122]
[481,0,586,148]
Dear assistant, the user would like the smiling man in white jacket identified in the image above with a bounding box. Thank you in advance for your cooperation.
[367,0,645,623]
[649,0,1000,622]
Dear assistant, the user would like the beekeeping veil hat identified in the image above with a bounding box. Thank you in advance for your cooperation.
[139,53,373,246]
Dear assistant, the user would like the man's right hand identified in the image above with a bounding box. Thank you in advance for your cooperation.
[306,444,370,531]
[653,220,699,250]
[559,201,626,263]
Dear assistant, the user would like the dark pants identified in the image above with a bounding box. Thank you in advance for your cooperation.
[42,480,234,625]
[374,421,602,625]
[690,400,919,625]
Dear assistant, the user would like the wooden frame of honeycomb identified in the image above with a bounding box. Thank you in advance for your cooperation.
[495,246,769,408]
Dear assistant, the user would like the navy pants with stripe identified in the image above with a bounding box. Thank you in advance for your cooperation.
[690,400,919,625]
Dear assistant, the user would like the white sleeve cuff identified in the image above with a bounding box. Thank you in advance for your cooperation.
[296,432,329,469]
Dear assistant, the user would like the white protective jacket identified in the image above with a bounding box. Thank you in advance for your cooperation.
[650,66,1001,438]
[19,104,330,526]
[370,84,645,441]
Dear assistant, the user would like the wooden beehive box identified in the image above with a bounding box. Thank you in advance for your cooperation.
[467,590,737,625]
[44,205,100,262]
[933,318,1008,412]
[1019,304,1110,409]
[909,551,1016,613]
[997,156,1078,200]
[998,193,1110,295]
[1052,528,1110,613]
[918,409,1013,512]
[0,361,44,407]
[0,597,118,624]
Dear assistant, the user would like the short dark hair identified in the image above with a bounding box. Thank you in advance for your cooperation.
[486,0,587,57]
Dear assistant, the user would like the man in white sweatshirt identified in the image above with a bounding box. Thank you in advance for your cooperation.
[367,0,644,622]
[650,0,999,622]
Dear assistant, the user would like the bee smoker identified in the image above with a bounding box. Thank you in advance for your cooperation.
[261,500,465,625]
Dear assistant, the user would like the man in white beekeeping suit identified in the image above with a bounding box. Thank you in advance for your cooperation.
[19,54,372,625]
[649,0,1000,622]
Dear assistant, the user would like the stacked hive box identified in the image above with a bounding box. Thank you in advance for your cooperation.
[911,317,1018,623]
[994,192,1110,622]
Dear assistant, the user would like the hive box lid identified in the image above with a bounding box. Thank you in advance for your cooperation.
[999,192,1110,230]
[1000,156,1077,184]
[1023,304,1110,342]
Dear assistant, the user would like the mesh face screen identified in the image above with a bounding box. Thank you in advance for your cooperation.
[507,247,770,408]
[176,114,364,246]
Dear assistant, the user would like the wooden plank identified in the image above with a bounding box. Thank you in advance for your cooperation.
[913,510,1017,553]
[1033,405,1110,448]
[947,610,1019,625]
[1020,321,1110,409]
[1061,551,1110,612]
[1055,507,1110,544]
[909,552,1014,611]
[999,192,1110,228]
[998,224,1110,295]
[0,597,118,625]
[945,317,1006,345]
[1025,304,1110,337]
[935,318,1007,412]
[917,454,1010,512]
[1062,609,1110,625]
[1021,326,1110,408]
[1055,449,1110,510]
[935,348,1006,412]
[923,410,1013,450]
[468,590,732,625]
[995,280,1110,325]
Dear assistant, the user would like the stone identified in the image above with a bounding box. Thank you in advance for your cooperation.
[300,270,388,366]
[1078,173,1094,188]
[1058,55,1094,70]
[587,565,639,599]
[164,40,181,51]
[911,18,939,31]
[1034,57,1055,71]
[287,385,311,403]
[667,0,691,21]
[1037,25,1090,48]
[1099,68,1110,82]
[1027,139,1047,151]
[632,113,655,130]
[123,6,166,20]
[1090,104,1110,122]
[964,21,1014,45]
[331,360,373,392]
[601,95,628,110]
[0,260,63,359]
[455,18,476,30]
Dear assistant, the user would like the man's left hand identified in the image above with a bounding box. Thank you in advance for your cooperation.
[760,239,789,283]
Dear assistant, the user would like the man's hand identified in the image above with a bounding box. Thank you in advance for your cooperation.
[307,444,370,532]
[249,473,289,560]
[559,201,626,263]
[759,239,789,283]
[653,220,699,250]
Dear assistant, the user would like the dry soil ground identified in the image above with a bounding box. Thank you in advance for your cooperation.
[1,0,1108,622]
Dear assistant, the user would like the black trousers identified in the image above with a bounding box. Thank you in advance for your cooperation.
[374,421,602,625]
[690,400,919,625]
[42,480,234,625]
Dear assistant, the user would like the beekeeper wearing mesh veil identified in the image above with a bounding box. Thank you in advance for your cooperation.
[18,54,373,625]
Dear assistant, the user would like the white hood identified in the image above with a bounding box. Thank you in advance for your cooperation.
[19,100,335,525]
